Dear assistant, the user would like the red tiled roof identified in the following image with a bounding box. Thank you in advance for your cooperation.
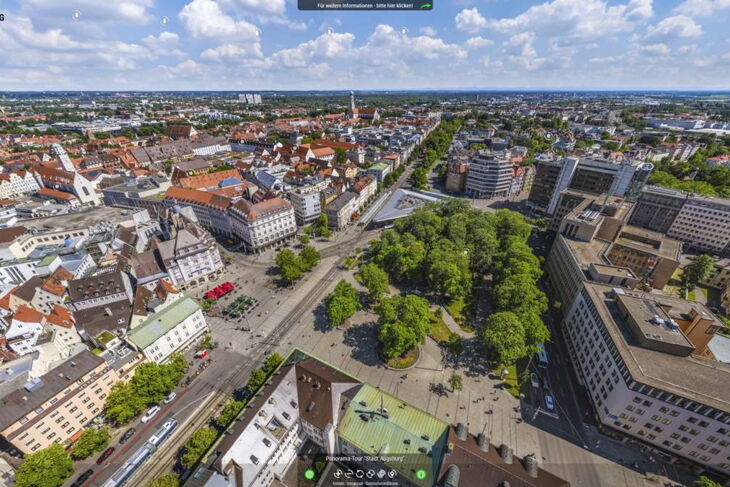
[164,187,232,211]
[46,305,75,329]
[13,305,45,324]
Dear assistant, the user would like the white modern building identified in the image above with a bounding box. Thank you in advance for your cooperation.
[0,170,41,199]
[563,283,730,476]
[464,152,513,199]
[288,186,322,225]
[126,297,208,364]
[229,197,297,253]
[667,195,730,255]
[155,218,224,290]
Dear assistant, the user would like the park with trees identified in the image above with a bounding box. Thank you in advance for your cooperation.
[339,198,550,371]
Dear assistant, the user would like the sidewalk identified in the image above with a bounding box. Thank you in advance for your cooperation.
[438,305,474,339]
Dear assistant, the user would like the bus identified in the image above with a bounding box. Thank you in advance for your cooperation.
[537,343,549,368]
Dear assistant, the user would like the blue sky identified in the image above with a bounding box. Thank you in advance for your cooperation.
[0,0,729,90]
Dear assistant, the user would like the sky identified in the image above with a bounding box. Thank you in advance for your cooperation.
[0,0,729,91]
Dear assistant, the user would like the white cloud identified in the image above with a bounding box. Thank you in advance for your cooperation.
[455,8,488,33]
[694,56,716,67]
[483,0,654,40]
[223,0,286,16]
[179,0,259,41]
[202,43,262,60]
[273,32,355,68]
[674,0,730,17]
[269,25,466,75]
[589,56,618,63]
[646,15,702,39]
[502,32,546,71]
[143,32,180,47]
[465,37,494,49]
[420,26,437,37]
[626,0,654,21]
[639,43,671,56]
[0,16,154,72]
[22,0,154,23]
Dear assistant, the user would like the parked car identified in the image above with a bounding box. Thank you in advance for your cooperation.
[119,428,136,444]
[195,350,208,359]
[141,406,160,423]
[70,469,94,487]
[96,447,115,465]
[164,392,177,404]
[530,373,539,388]
[545,394,555,411]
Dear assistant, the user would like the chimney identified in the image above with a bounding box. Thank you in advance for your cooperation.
[524,454,538,478]
[499,444,513,464]
[455,423,468,441]
[477,433,489,452]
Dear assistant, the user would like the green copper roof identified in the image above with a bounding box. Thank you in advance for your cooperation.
[127,297,201,349]
[337,383,449,487]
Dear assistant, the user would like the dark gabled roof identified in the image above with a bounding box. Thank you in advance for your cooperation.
[0,350,104,431]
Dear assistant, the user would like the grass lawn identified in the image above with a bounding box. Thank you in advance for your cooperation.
[385,347,419,369]
[446,297,473,333]
[429,313,452,343]
[688,290,697,301]
[495,361,530,400]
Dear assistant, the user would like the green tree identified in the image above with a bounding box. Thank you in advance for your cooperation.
[181,427,218,469]
[325,280,361,327]
[412,167,428,189]
[693,477,722,487]
[71,427,110,460]
[262,352,284,375]
[300,245,320,271]
[448,373,463,392]
[326,294,359,327]
[494,274,548,317]
[682,254,714,294]
[276,249,304,284]
[494,209,532,247]
[104,381,146,425]
[148,474,180,487]
[481,312,529,365]
[299,234,311,245]
[246,368,267,393]
[215,399,246,428]
[15,444,74,487]
[131,362,178,405]
[334,147,347,164]
[357,263,390,301]
[377,295,431,358]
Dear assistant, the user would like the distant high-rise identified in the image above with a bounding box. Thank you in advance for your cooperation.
[238,93,261,105]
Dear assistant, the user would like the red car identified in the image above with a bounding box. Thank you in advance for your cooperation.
[195,350,208,359]
[96,447,115,465]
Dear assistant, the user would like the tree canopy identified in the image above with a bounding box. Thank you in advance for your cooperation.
[276,249,303,284]
[15,445,74,487]
[325,280,361,327]
[181,427,218,469]
[71,427,110,460]
[104,354,186,424]
[481,312,529,365]
[682,254,714,294]
[358,263,390,301]
[693,477,723,487]
[148,474,180,487]
[377,295,431,359]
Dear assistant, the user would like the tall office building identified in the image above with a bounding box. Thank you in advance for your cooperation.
[528,157,653,215]
[563,283,730,477]
[464,152,513,199]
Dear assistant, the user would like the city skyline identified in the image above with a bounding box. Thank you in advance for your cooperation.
[0,0,729,91]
